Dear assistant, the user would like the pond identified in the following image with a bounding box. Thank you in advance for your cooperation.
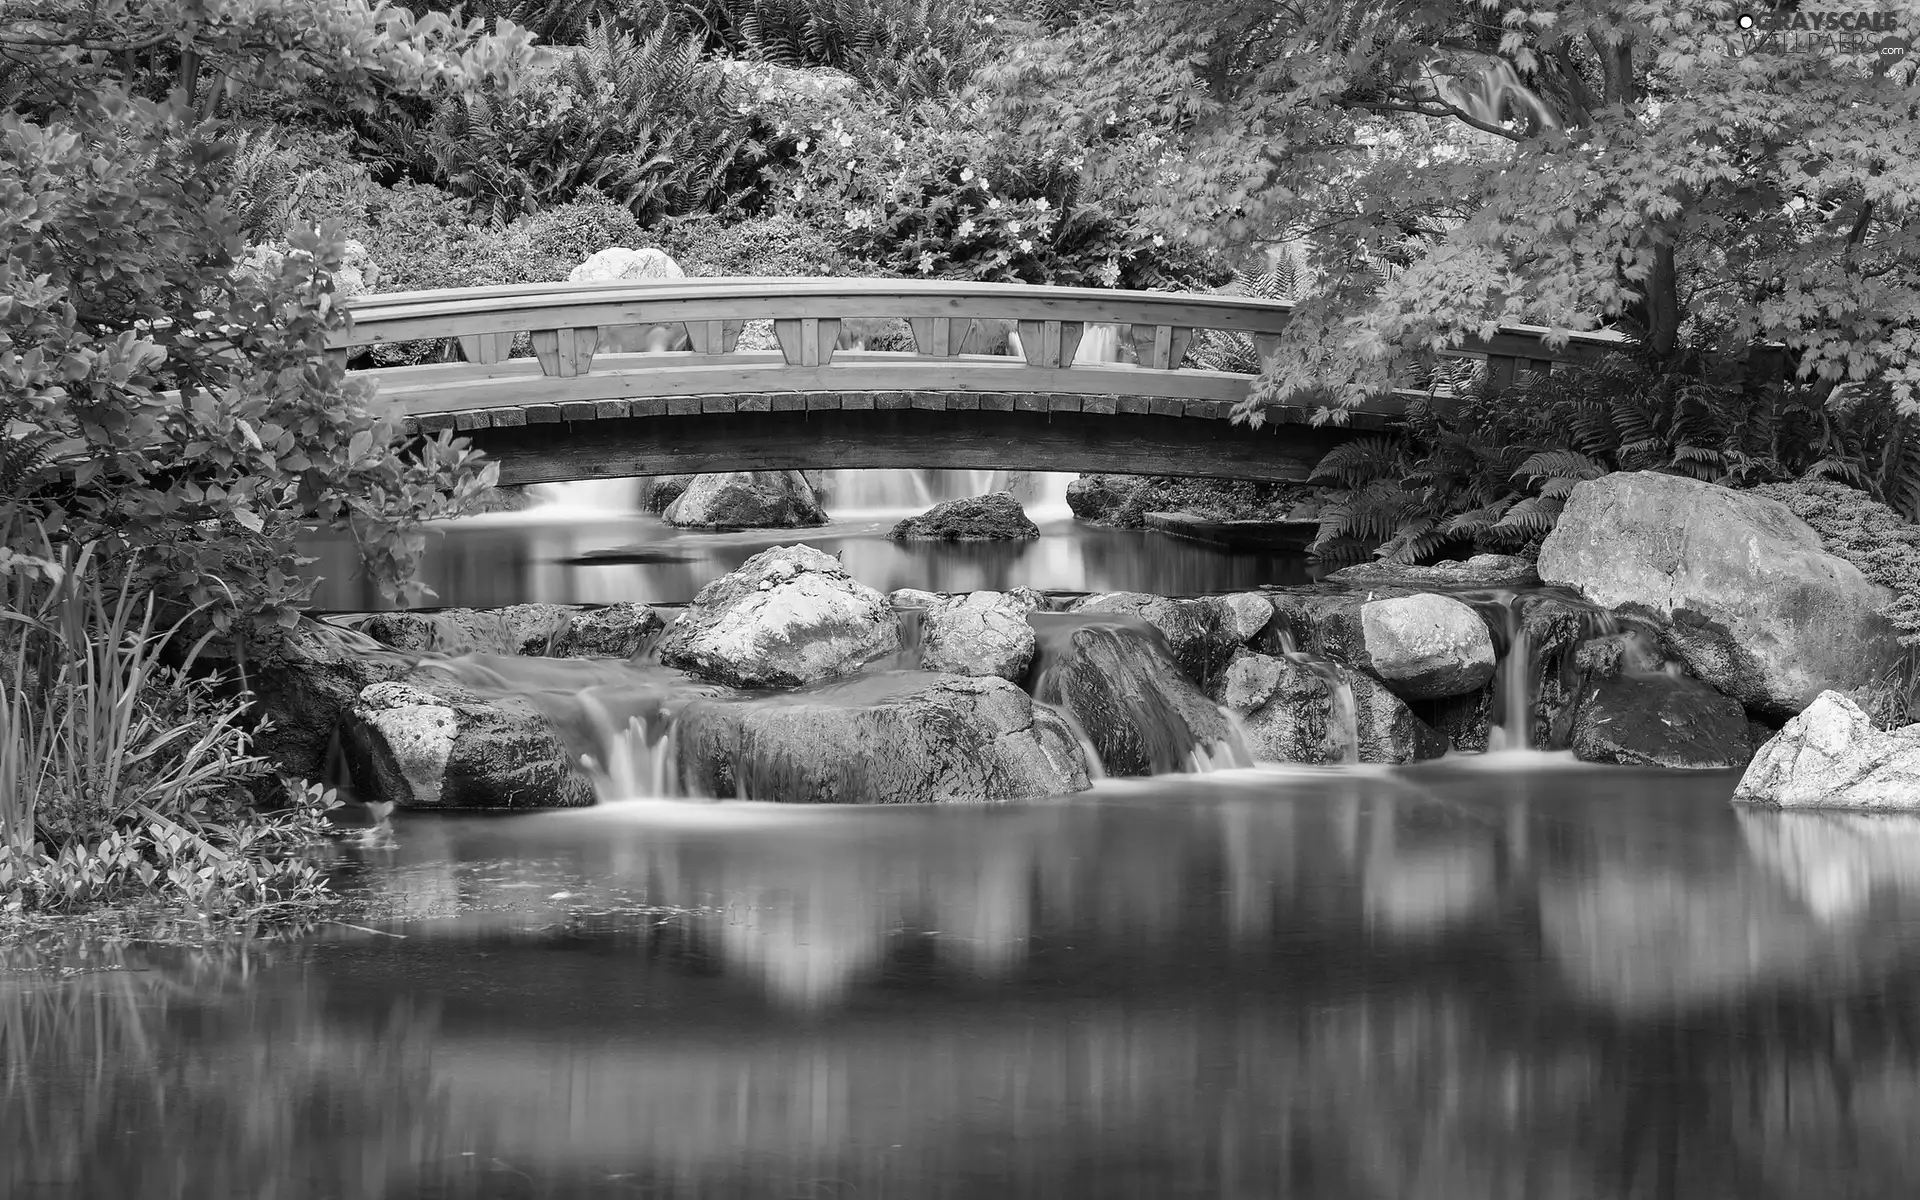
[8,759,1920,1198]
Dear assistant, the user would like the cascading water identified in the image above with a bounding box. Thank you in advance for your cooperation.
[1265,624,1362,763]
[532,477,648,513]
[1465,587,1620,752]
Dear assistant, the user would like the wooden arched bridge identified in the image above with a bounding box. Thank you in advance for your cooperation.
[334,279,1627,486]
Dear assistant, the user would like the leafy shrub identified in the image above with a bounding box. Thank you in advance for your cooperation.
[1750,480,1920,726]
[657,212,847,276]
[757,93,1222,287]
[222,126,381,244]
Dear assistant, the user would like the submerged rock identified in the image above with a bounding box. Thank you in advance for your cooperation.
[663,470,826,529]
[1069,592,1243,689]
[1538,471,1900,717]
[888,492,1040,541]
[1212,648,1447,765]
[890,589,1037,681]
[1065,474,1134,525]
[1328,554,1540,590]
[1566,636,1755,770]
[1030,614,1241,776]
[358,602,662,659]
[657,544,896,688]
[1734,691,1920,809]
[673,673,1091,803]
[347,677,594,809]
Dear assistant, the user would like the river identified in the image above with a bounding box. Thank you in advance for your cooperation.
[6,474,1913,1198]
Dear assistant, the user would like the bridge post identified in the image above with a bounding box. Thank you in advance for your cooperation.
[457,332,515,364]
[1016,320,1085,368]
[774,317,841,366]
[1130,325,1194,369]
[686,319,745,354]
[531,327,599,377]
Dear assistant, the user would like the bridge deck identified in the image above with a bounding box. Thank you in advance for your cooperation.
[332,279,1627,482]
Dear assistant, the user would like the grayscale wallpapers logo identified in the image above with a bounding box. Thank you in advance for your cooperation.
[1730,4,1915,62]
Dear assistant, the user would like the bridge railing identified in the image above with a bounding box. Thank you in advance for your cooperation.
[332,278,1630,422]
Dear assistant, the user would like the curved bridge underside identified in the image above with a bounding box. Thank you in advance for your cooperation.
[431,394,1372,486]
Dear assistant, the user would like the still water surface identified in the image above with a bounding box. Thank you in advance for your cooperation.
[8,759,1920,1198]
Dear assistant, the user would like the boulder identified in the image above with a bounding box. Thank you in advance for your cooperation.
[1212,649,1447,765]
[1216,592,1277,643]
[247,619,413,790]
[357,602,662,660]
[346,677,595,809]
[644,474,694,514]
[673,673,1091,804]
[546,603,665,659]
[1353,593,1497,699]
[1328,554,1540,590]
[568,247,689,352]
[663,471,826,529]
[1065,474,1134,525]
[889,589,1037,681]
[1568,665,1756,772]
[1409,686,1495,754]
[1069,592,1240,688]
[1734,691,1920,810]
[657,544,897,688]
[888,492,1040,541]
[1030,614,1242,776]
[1537,472,1901,717]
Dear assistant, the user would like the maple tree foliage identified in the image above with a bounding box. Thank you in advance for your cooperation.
[0,1,546,632]
[981,0,1920,421]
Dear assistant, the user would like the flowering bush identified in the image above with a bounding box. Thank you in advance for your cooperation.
[751,90,1224,287]
[658,212,846,276]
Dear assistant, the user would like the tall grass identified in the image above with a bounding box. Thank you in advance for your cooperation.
[0,527,337,917]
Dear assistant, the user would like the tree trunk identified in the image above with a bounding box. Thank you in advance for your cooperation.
[1644,241,1680,358]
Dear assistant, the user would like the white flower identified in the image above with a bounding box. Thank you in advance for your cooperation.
[1030,197,1051,212]
[987,196,1002,210]
[836,131,853,147]
[844,207,876,230]
[796,138,811,152]
[1096,260,1121,286]
[957,219,976,237]
[793,184,806,200]
[1007,220,1022,234]
[917,251,937,274]
[960,167,975,182]
[1152,234,1166,247]
[1065,154,1086,170]
[1018,239,1033,252]
[1104,110,1117,125]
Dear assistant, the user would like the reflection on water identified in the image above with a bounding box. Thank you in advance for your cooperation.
[302,512,1322,611]
[11,764,1920,1196]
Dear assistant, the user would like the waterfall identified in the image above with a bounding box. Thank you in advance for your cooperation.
[1471,588,1621,753]
[533,478,647,512]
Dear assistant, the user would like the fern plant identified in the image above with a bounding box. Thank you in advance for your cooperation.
[1303,338,1920,564]
[723,0,979,103]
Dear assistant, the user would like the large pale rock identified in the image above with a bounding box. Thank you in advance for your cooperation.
[1537,472,1900,716]
[1212,648,1446,765]
[890,589,1037,681]
[568,246,684,284]
[568,247,689,352]
[1030,614,1242,776]
[1355,594,1497,699]
[347,678,595,809]
[663,471,826,529]
[673,673,1091,803]
[1734,691,1920,810]
[889,492,1039,540]
[657,545,896,688]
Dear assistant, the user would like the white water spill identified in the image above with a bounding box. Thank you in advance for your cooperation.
[534,470,1076,521]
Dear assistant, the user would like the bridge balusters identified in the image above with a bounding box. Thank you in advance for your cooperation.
[774,317,841,366]
[908,317,970,357]
[686,319,745,355]
[531,327,599,377]
[1130,325,1194,369]
[457,332,514,365]
[1015,320,1085,368]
